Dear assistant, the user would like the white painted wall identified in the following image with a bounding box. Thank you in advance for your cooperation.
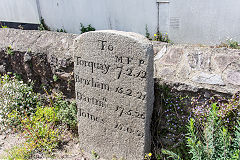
[1,0,240,44]
[38,0,158,36]
[168,0,240,44]
[0,0,39,24]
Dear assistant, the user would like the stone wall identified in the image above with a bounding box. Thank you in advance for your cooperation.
[0,28,239,156]
[153,41,240,95]
[0,29,239,98]
[0,29,77,98]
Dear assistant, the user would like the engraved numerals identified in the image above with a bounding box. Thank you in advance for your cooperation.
[115,106,145,119]
[114,122,144,138]
[116,66,146,79]
[115,87,146,101]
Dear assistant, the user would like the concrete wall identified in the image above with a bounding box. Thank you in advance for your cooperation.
[169,0,240,45]
[1,0,240,44]
[0,0,39,24]
[38,0,158,35]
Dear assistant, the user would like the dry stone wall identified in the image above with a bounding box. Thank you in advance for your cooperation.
[153,42,240,95]
[0,29,238,97]
[0,28,239,158]
[0,29,77,97]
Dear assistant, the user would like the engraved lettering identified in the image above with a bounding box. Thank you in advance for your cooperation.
[99,40,107,50]
[114,65,147,79]
[127,57,133,64]
[76,57,110,74]
[115,86,146,101]
[79,108,104,124]
[125,68,133,76]
[139,59,145,66]
[115,56,133,64]
[115,106,145,119]
[75,74,110,91]
[115,56,123,63]
[98,40,113,51]
[116,66,123,79]
[114,122,144,138]
[108,45,113,51]
[77,92,108,108]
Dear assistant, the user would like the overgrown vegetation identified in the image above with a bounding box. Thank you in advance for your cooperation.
[6,45,14,55]
[0,73,77,158]
[158,90,240,160]
[56,28,67,33]
[144,25,171,43]
[153,32,171,43]
[80,23,96,34]
[1,74,239,159]
[152,84,190,159]
[227,39,240,49]
[38,17,50,31]
[145,25,151,40]
[0,25,8,28]
[218,39,240,49]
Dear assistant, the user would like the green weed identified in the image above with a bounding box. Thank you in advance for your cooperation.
[145,25,151,40]
[56,28,67,33]
[227,39,240,49]
[0,73,77,158]
[80,23,96,34]
[6,45,14,55]
[38,17,50,31]
[1,25,8,28]
[162,102,240,160]
[154,32,171,43]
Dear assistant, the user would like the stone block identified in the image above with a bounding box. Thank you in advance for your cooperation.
[192,72,225,85]
[74,30,154,160]
[227,71,240,86]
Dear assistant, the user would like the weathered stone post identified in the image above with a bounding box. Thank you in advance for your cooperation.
[74,30,154,160]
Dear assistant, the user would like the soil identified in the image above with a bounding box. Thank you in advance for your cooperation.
[0,130,105,160]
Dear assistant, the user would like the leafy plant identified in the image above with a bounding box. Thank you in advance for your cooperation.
[152,84,190,159]
[227,39,240,49]
[144,153,153,160]
[38,17,50,31]
[22,106,60,153]
[91,150,100,160]
[6,45,14,55]
[192,93,240,131]
[56,101,77,130]
[80,23,96,34]
[145,25,151,40]
[1,25,8,28]
[162,103,240,160]
[0,73,79,158]
[53,74,59,82]
[0,74,40,131]
[161,149,183,160]
[154,32,171,43]
[4,143,33,159]
[56,28,67,33]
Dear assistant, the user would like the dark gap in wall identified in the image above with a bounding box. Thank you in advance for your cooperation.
[0,21,39,30]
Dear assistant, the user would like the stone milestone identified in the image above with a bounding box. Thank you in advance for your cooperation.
[74,30,154,160]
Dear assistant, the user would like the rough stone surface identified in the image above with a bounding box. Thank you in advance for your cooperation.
[154,44,240,94]
[0,28,239,97]
[227,71,240,86]
[74,30,154,160]
[191,72,225,85]
[0,28,77,98]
